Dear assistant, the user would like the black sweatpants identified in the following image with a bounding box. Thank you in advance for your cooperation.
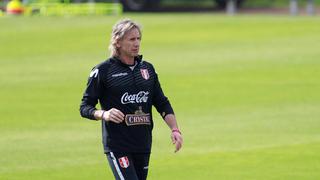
[106,152,150,180]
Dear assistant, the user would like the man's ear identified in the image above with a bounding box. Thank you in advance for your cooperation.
[116,41,121,48]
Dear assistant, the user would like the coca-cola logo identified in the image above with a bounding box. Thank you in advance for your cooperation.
[121,91,149,104]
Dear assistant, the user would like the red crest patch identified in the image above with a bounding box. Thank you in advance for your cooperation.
[118,156,130,168]
[140,69,150,80]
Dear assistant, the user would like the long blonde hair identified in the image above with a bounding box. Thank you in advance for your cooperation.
[108,19,142,57]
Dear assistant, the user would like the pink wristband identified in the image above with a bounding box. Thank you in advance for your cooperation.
[172,129,181,135]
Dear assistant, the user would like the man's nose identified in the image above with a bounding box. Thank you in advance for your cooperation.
[134,40,140,46]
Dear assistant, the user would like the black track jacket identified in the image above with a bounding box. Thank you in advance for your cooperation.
[80,56,174,153]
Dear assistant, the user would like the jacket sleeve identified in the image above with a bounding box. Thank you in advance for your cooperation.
[152,67,174,119]
[79,67,103,120]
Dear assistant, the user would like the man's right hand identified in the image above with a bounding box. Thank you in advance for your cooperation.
[102,108,125,123]
[94,109,124,123]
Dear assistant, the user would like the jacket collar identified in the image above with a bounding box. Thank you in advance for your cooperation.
[111,55,143,67]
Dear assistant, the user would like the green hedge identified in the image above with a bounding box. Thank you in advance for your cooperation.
[24,2,122,16]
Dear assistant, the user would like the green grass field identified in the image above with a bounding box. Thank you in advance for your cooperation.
[1,14,320,179]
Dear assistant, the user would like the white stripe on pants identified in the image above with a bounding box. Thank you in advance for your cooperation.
[110,152,125,180]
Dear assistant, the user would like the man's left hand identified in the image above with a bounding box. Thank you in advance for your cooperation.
[171,129,183,153]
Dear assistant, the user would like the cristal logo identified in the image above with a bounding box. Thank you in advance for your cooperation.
[121,91,149,104]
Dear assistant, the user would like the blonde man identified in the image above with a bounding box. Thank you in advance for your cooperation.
[80,19,183,180]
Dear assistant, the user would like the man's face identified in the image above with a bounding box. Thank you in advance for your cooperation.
[117,28,141,58]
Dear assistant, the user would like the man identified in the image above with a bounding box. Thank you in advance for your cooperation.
[79,19,183,180]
